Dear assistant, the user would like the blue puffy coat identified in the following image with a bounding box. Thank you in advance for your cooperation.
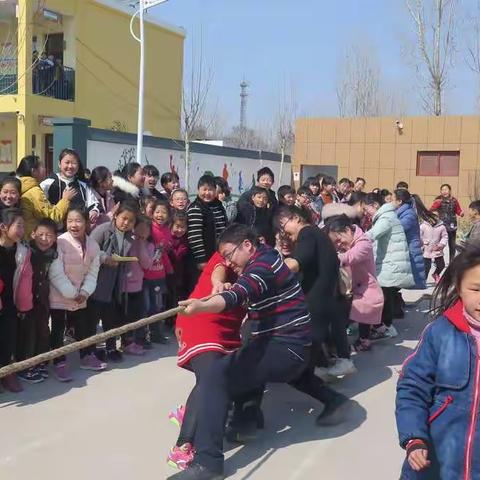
[396,300,480,479]
[397,202,426,289]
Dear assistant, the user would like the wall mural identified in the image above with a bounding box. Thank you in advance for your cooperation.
[0,140,13,164]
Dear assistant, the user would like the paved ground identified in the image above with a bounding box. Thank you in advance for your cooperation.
[0,293,430,480]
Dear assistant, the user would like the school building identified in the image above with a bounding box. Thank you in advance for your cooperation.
[293,115,480,208]
[0,0,184,173]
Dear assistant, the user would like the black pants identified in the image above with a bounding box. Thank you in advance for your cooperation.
[447,230,456,262]
[194,337,343,473]
[121,291,145,344]
[381,287,397,327]
[177,351,224,447]
[0,308,17,367]
[17,303,50,362]
[50,309,96,363]
[87,299,126,351]
[358,323,371,340]
[424,256,446,278]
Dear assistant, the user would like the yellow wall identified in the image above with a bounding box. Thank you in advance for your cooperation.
[0,0,184,167]
[294,115,480,209]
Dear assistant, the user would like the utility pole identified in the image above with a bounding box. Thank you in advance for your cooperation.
[240,79,248,146]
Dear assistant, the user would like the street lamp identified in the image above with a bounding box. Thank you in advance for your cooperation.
[129,0,169,165]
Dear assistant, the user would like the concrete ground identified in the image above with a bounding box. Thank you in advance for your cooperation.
[0,293,431,480]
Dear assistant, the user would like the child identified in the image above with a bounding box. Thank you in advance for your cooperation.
[89,166,115,228]
[144,199,173,343]
[277,185,296,207]
[49,207,103,381]
[187,175,227,272]
[235,186,274,245]
[294,186,318,224]
[417,195,448,283]
[40,148,99,214]
[170,188,189,212]
[214,177,237,223]
[0,176,21,210]
[396,243,480,479]
[144,196,156,218]
[112,163,148,208]
[17,218,58,383]
[144,164,166,200]
[89,202,138,361]
[464,200,480,244]
[160,171,180,199]
[0,208,33,392]
[169,210,189,305]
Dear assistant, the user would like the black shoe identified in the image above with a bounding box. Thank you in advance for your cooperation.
[167,463,224,479]
[150,332,169,344]
[140,338,153,350]
[95,349,107,363]
[106,349,123,363]
[37,364,49,379]
[225,405,264,444]
[18,369,44,384]
[316,394,353,426]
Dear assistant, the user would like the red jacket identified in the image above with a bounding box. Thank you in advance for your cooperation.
[143,222,173,281]
[175,252,246,368]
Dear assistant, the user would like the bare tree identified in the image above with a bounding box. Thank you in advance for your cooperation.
[464,2,480,108]
[405,0,457,116]
[336,44,382,117]
[182,35,214,193]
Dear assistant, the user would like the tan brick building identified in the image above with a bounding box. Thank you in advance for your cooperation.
[293,115,480,209]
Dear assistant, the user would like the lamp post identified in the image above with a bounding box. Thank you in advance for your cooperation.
[129,0,169,165]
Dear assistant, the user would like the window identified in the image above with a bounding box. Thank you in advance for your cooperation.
[416,151,460,177]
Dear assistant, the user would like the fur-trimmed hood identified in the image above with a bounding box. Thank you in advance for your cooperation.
[112,175,150,199]
[321,203,359,221]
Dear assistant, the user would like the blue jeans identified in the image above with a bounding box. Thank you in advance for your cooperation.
[143,278,166,336]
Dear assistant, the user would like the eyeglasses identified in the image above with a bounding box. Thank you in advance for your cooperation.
[222,243,241,262]
[279,217,292,231]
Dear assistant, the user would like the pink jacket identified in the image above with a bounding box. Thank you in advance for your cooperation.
[338,225,384,325]
[90,189,116,229]
[420,221,448,259]
[123,238,154,293]
[144,222,173,280]
[49,232,100,311]
[14,243,34,313]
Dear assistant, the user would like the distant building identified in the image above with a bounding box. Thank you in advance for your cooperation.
[293,115,480,208]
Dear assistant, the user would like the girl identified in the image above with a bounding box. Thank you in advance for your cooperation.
[416,194,448,283]
[430,183,463,262]
[169,210,189,306]
[40,148,99,215]
[89,202,138,361]
[0,209,33,392]
[170,188,190,212]
[0,177,21,210]
[325,215,384,352]
[365,193,414,339]
[392,189,427,290]
[17,155,75,239]
[396,243,480,479]
[303,177,320,198]
[49,207,103,381]
[214,177,236,223]
[348,192,370,231]
[89,166,115,228]
[144,196,156,218]
[112,162,148,207]
[143,199,173,344]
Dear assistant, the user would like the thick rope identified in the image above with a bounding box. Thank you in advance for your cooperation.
[0,305,185,379]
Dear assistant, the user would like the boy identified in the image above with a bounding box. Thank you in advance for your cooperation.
[237,167,277,215]
[144,164,166,200]
[466,200,480,243]
[277,185,296,206]
[17,218,58,383]
[161,172,180,199]
[170,188,189,211]
[187,175,227,272]
[235,186,274,245]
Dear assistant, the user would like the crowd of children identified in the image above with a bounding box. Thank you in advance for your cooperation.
[2,150,480,478]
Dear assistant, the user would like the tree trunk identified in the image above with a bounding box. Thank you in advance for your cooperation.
[185,131,190,194]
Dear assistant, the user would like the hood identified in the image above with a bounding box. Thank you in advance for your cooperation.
[373,202,395,221]
[112,175,145,198]
[322,203,358,221]
[444,300,470,334]
[20,176,39,195]
[397,202,413,217]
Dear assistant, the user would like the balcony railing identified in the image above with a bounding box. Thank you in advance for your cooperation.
[0,58,17,94]
[33,65,75,101]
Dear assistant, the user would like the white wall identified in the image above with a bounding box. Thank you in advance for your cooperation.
[86,140,292,197]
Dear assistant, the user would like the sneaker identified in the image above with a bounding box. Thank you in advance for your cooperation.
[370,325,389,340]
[18,369,44,384]
[106,349,123,363]
[1,374,23,392]
[53,362,73,382]
[166,462,224,480]
[95,349,107,363]
[316,394,356,427]
[167,443,195,471]
[326,358,357,377]
[64,327,76,344]
[37,364,49,379]
[385,325,398,338]
[353,338,372,352]
[123,342,145,356]
[141,338,153,350]
[150,332,169,344]
[80,353,107,371]
[169,405,186,428]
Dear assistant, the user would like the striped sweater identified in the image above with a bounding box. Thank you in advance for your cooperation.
[187,197,227,264]
[220,245,312,344]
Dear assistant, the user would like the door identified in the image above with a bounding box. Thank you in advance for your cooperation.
[46,33,64,63]
[44,134,54,175]
[301,164,339,184]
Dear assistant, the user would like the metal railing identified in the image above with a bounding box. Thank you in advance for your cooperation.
[33,65,75,101]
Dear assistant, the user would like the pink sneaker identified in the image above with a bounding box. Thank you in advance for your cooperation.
[433,273,440,284]
[1,374,23,393]
[167,443,195,471]
[80,353,107,371]
[53,362,73,382]
[123,342,145,356]
[169,405,186,428]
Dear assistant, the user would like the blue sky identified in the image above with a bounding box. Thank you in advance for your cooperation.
[152,0,478,128]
